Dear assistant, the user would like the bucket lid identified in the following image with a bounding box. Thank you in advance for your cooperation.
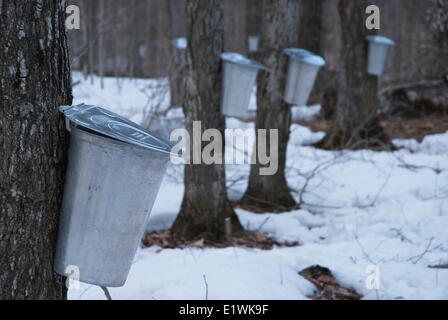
[284,48,313,58]
[366,35,396,46]
[284,48,326,66]
[171,37,187,49]
[59,104,175,156]
[220,52,266,70]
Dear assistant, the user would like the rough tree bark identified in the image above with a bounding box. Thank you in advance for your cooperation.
[239,0,299,213]
[316,0,394,150]
[171,0,244,241]
[299,0,342,120]
[298,0,322,54]
[167,0,187,108]
[0,0,72,299]
[98,0,104,88]
[224,0,248,54]
[246,0,262,39]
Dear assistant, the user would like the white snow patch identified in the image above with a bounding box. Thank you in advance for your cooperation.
[291,104,322,122]
[68,74,448,300]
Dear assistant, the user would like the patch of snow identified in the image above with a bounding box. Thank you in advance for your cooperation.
[291,104,321,122]
[68,73,448,300]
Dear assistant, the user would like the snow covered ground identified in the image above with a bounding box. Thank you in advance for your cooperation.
[69,73,448,300]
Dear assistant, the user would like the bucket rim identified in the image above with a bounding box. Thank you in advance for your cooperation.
[70,124,173,156]
[171,37,187,49]
[60,104,180,157]
[283,48,313,58]
[220,52,266,70]
[366,35,396,46]
[283,48,326,66]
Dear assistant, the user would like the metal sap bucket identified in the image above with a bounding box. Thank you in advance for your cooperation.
[248,35,260,53]
[283,49,326,106]
[54,104,174,287]
[366,35,396,76]
[171,37,187,50]
[221,52,266,118]
[171,37,188,65]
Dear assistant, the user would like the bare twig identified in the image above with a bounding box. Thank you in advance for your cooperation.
[224,217,232,241]
[408,237,436,264]
[202,274,209,300]
[353,233,377,265]
[355,165,394,209]
[100,286,112,300]
[390,228,415,244]
[428,264,448,269]
[255,217,271,233]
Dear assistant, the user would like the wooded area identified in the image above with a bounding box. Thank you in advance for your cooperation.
[1,0,447,301]
[67,0,447,112]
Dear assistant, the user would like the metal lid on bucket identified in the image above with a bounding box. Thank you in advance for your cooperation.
[366,35,396,46]
[59,104,175,155]
[171,37,188,49]
[284,48,326,66]
[284,48,313,58]
[220,52,267,70]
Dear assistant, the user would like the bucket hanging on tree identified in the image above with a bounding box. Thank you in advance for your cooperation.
[366,35,396,76]
[283,48,326,106]
[220,52,266,119]
[54,104,175,287]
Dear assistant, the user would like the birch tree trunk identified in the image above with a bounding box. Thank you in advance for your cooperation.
[316,0,393,150]
[239,0,299,213]
[0,0,72,299]
[171,0,243,241]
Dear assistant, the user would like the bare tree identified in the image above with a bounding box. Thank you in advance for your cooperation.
[171,0,244,241]
[98,0,105,88]
[167,0,187,108]
[239,0,300,213]
[299,0,342,120]
[224,0,248,54]
[316,0,394,150]
[0,0,72,299]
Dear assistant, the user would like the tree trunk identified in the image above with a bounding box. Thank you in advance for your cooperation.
[298,0,322,54]
[0,0,72,299]
[299,0,342,119]
[98,0,104,88]
[127,0,136,78]
[88,0,96,83]
[316,0,393,150]
[246,0,262,37]
[224,0,248,54]
[167,0,186,108]
[239,0,299,213]
[171,0,243,241]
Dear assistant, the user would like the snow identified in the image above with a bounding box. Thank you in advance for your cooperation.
[68,73,448,300]
[291,104,322,122]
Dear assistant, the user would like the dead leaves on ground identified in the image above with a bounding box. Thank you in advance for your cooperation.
[143,233,365,300]
[299,265,363,300]
[142,229,299,251]
[296,115,448,142]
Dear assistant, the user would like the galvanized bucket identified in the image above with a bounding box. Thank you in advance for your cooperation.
[221,52,266,118]
[171,37,188,66]
[171,37,187,50]
[54,104,174,287]
[366,35,396,76]
[248,35,260,53]
[283,49,326,106]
